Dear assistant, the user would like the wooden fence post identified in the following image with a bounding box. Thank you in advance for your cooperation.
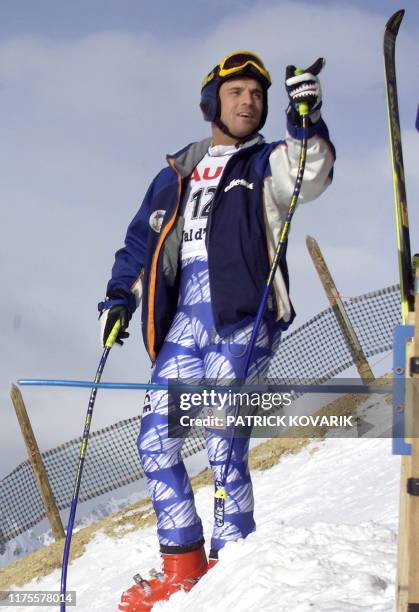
[306,235,375,383]
[10,384,65,541]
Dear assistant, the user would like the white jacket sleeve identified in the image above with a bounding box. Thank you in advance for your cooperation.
[262,119,335,323]
[267,120,335,208]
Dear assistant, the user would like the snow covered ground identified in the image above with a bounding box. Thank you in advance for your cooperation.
[2,433,400,611]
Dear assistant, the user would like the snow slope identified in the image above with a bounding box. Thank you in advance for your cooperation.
[2,433,400,611]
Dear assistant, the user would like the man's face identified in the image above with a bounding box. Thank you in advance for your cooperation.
[218,77,264,139]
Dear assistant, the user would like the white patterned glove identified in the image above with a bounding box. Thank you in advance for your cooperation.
[285,57,324,125]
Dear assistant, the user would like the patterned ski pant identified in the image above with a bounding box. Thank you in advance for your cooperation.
[137,257,281,553]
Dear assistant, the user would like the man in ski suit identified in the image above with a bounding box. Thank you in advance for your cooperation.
[99,51,335,611]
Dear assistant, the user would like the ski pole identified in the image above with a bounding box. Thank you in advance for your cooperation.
[60,320,121,611]
[17,379,389,394]
[18,379,168,390]
[214,61,324,526]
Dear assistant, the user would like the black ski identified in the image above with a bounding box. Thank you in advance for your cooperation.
[383,8,413,322]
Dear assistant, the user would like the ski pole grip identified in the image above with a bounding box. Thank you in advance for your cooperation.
[105,320,121,348]
[292,69,309,117]
[297,101,309,117]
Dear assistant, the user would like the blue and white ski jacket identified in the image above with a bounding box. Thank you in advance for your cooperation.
[102,118,335,362]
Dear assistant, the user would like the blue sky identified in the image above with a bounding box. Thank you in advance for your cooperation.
[1,0,418,476]
[1,0,418,40]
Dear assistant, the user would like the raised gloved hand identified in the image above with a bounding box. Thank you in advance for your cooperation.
[98,292,133,347]
[285,57,325,125]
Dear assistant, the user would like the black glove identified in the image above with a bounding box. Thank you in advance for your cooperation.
[98,288,135,346]
[101,305,131,346]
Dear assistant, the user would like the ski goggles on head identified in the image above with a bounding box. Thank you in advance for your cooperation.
[202,50,271,88]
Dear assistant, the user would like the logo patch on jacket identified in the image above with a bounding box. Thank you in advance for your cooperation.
[224,179,254,193]
[149,210,166,233]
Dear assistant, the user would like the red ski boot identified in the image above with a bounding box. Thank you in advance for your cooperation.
[118,545,208,611]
